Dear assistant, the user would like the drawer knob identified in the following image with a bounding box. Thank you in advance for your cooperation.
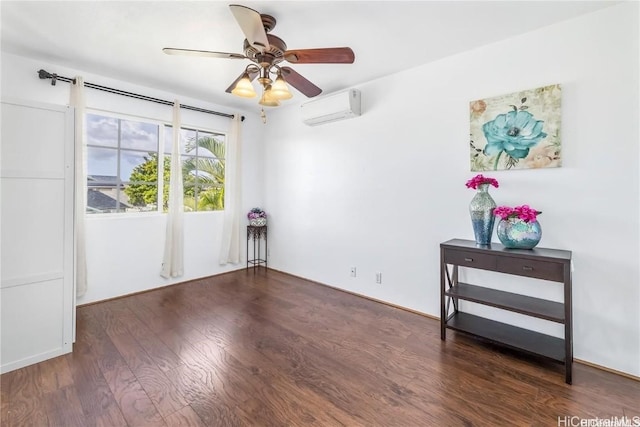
[523,266,533,271]
[464,258,473,262]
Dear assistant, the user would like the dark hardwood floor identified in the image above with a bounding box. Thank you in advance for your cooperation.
[1,269,639,426]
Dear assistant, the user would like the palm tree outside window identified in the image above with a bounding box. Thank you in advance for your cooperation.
[165,126,225,212]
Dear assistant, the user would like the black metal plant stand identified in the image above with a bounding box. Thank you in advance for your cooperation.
[246,225,268,270]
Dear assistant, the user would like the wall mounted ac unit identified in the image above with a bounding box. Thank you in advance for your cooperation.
[301,89,361,126]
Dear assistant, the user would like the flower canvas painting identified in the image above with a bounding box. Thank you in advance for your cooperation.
[470,84,561,171]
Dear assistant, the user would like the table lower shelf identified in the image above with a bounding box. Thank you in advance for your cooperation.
[445,283,565,323]
[445,312,565,363]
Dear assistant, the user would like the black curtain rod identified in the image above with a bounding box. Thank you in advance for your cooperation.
[37,69,244,121]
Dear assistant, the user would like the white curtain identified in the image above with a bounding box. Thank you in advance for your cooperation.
[219,114,242,264]
[70,77,88,297]
[161,101,184,278]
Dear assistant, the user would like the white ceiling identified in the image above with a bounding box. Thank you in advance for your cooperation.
[1,1,618,110]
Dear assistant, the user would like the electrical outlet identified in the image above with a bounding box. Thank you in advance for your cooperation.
[376,272,382,284]
[350,266,357,277]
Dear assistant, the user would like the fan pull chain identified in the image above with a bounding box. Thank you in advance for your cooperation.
[261,108,267,124]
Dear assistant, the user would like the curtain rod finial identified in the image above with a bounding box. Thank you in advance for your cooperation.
[37,69,57,85]
[38,69,51,80]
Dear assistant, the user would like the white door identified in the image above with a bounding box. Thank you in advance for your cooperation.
[1,99,75,373]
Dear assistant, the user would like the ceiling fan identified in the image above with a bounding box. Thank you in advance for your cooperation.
[163,4,355,112]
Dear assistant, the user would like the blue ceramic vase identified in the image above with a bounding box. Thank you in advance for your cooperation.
[496,218,542,249]
[469,184,496,246]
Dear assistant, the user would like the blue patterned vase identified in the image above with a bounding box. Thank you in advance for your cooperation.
[496,218,542,249]
[469,184,496,246]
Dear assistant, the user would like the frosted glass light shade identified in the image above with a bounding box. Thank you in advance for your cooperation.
[259,87,280,107]
[270,75,293,100]
[231,73,257,98]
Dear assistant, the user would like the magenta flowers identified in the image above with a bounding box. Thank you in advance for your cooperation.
[465,174,499,190]
[494,205,541,223]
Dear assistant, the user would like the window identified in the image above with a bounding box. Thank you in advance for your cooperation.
[164,127,226,212]
[86,112,225,214]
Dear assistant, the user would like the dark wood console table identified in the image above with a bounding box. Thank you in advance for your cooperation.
[440,238,573,383]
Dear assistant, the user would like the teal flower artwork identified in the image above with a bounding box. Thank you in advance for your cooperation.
[469,84,562,171]
[483,110,547,168]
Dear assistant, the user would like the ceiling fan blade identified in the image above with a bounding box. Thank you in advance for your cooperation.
[225,68,260,94]
[281,67,322,97]
[163,47,246,60]
[284,47,355,64]
[229,4,270,52]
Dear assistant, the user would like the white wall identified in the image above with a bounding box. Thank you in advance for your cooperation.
[263,3,640,376]
[1,53,266,304]
[2,3,638,377]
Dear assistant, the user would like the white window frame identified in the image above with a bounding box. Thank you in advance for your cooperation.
[85,109,226,215]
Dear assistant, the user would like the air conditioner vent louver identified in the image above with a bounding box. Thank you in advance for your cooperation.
[300,89,361,126]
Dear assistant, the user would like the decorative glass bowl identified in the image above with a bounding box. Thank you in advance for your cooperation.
[496,218,541,249]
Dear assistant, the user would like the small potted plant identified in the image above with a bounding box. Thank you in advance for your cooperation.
[247,207,267,226]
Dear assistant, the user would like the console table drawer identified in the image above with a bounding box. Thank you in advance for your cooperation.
[443,249,496,270]
[496,257,564,281]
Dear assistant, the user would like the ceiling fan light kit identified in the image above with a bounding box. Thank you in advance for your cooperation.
[163,3,355,122]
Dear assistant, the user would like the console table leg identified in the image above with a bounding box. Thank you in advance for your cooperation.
[440,249,446,340]
[564,270,573,384]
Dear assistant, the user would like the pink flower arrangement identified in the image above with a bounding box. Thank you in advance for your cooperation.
[494,205,541,223]
[465,174,499,190]
[247,207,266,219]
